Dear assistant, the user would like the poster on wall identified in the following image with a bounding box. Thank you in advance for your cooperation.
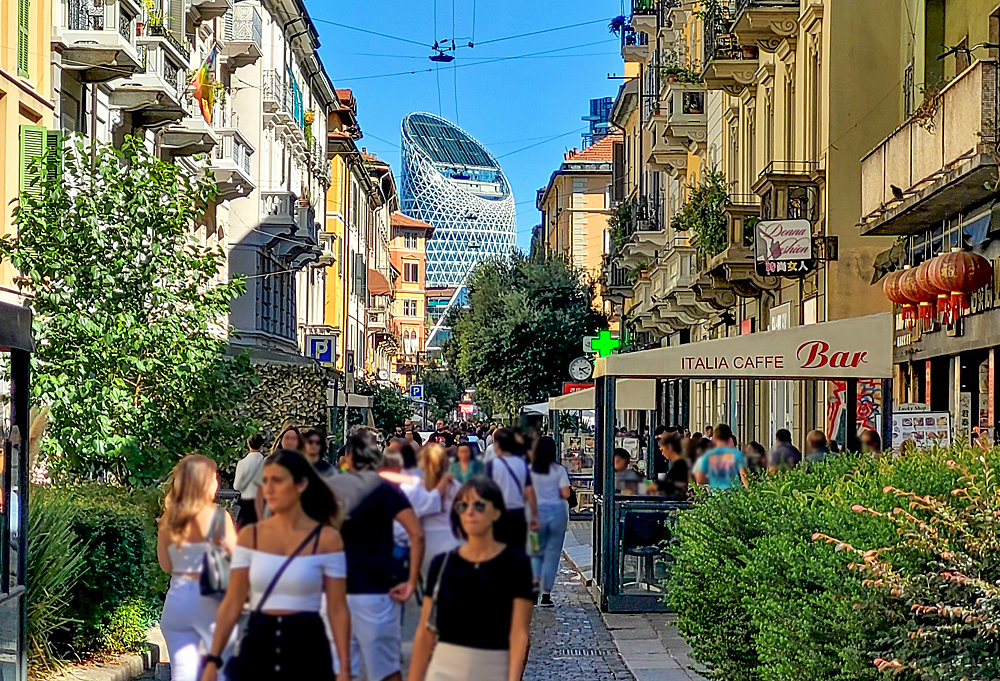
[893,411,952,448]
[827,380,883,444]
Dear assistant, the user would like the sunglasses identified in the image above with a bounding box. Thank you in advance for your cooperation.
[454,499,490,515]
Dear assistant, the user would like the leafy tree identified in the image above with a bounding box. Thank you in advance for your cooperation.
[1,135,258,484]
[421,365,464,422]
[450,251,606,416]
[350,378,411,434]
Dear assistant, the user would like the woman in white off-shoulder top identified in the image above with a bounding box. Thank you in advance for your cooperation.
[200,449,350,681]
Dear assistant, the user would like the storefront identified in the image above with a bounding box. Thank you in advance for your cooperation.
[548,379,656,518]
[592,313,894,612]
[0,302,33,681]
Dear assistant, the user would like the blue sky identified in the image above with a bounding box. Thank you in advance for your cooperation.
[308,0,625,249]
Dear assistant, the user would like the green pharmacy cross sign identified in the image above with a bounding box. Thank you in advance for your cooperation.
[591,329,621,358]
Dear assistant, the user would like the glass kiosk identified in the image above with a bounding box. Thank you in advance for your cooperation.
[0,302,33,681]
[548,380,657,519]
[592,313,895,612]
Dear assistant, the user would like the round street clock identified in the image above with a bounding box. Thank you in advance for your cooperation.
[568,356,594,381]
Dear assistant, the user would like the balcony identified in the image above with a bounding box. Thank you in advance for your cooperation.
[263,69,294,124]
[602,255,634,304]
[647,123,690,174]
[648,239,727,329]
[109,40,186,127]
[57,0,142,82]
[259,192,323,270]
[621,29,651,63]
[161,111,220,157]
[751,160,824,222]
[695,200,780,298]
[222,4,262,68]
[630,0,659,35]
[211,128,255,199]
[860,59,999,235]
[367,306,389,331]
[191,0,232,24]
[731,0,800,52]
[702,15,760,95]
[615,197,669,268]
[650,81,707,146]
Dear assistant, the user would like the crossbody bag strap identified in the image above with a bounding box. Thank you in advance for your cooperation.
[207,507,225,545]
[498,457,524,495]
[253,524,322,614]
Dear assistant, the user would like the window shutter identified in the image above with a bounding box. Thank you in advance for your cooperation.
[612,141,625,202]
[17,0,29,77]
[19,125,46,202]
[45,130,63,184]
[168,0,184,44]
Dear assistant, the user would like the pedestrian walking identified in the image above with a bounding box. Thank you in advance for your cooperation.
[655,435,690,500]
[448,442,485,483]
[768,429,802,472]
[329,437,425,681]
[860,429,882,455]
[428,420,456,448]
[157,455,236,681]
[271,423,304,453]
[303,428,335,478]
[234,434,265,529]
[407,477,534,681]
[693,424,748,491]
[485,428,539,550]
[199,449,350,681]
[527,436,569,607]
[418,444,463,578]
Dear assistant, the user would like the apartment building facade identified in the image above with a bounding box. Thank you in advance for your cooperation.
[389,212,433,387]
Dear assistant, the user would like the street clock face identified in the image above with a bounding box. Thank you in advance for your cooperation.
[568,356,594,381]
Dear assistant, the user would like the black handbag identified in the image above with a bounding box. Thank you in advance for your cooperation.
[425,550,452,635]
[200,508,230,598]
[223,525,322,681]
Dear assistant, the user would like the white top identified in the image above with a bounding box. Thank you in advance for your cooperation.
[231,546,346,612]
[168,542,211,574]
[482,443,497,464]
[421,480,462,534]
[393,474,442,546]
[487,455,530,510]
[234,450,265,500]
[530,463,570,506]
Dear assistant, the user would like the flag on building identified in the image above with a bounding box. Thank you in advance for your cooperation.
[193,45,218,124]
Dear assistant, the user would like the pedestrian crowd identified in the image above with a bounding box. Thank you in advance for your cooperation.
[156,419,570,681]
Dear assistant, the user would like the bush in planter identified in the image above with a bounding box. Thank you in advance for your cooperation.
[668,448,972,681]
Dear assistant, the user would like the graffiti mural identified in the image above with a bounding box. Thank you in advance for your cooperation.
[827,380,883,444]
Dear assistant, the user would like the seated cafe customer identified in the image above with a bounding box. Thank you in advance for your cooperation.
[613,449,644,495]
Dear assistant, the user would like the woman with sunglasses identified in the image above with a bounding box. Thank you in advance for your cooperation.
[407,477,534,681]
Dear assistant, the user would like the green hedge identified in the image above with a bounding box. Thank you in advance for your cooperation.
[668,447,974,681]
[28,483,164,668]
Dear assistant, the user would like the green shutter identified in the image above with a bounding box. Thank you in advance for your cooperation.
[17,0,29,78]
[20,125,45,202]
[45,130,63,184]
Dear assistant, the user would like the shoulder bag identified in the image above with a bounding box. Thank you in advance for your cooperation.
[425,550,452,635]
[199,507,231,598]
[224,524,323,681]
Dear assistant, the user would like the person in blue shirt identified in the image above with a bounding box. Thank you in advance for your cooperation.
[693,424,749,491]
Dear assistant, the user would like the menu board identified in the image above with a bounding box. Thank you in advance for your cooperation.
[892,411,952,447]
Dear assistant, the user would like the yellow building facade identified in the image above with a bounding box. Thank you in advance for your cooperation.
[1,0,55,304]
[603,0,902,448]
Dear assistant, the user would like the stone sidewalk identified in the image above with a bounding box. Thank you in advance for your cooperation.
[563,520,705,681]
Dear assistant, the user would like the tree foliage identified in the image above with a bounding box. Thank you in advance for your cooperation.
[421,365,464,422]
[1,135,258,484]
[450,251,606,415]
[671,168,729,259]
[350,378,411,434]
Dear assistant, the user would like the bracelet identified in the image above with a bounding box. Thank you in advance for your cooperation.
[203,654,224,669]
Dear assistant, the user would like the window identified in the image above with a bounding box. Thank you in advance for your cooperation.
[404,263,419,282]
[903,60,915,118]
[403,300,418,317]
[20,126,61,201]
[17,0,29,77]
[405,232,418,249]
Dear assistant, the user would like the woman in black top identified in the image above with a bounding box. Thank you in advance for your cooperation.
[408,477,534,681]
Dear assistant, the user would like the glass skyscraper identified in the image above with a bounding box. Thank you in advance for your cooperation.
[400,112,516,289]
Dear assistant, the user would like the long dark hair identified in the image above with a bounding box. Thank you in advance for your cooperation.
[531,435,558,474]
[449,476,506,540]
[265,449,339,525]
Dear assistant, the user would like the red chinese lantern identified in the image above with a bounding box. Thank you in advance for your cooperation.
[900,266,936,326]
[914,258,950,320]
[883,269,917,326]
[926,249,993,323]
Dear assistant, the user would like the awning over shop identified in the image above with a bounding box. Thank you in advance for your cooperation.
[368,269,392,296]
[548,379,657,411]
[522,401,550,415]
[595,313,894,380]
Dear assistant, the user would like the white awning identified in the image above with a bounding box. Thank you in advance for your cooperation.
[548,379,657,411]
[522,401,550,415]
[594,313,894,380]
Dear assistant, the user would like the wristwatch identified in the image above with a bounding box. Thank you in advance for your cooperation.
[203,654,224,669]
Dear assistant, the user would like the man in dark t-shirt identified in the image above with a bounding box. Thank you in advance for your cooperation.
[329,438,424,681]
[428,419,456,448]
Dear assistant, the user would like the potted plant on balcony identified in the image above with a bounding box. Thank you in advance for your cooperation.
[671,169,728,259]
[304,108,315,145]
[143,0,168,36]
[608,15,630,36]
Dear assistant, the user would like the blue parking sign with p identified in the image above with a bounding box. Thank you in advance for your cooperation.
[410,384,424,400]
[307,335,336,364]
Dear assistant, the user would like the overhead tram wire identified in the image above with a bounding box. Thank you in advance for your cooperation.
[452,0,459,124]
[309,17,428,47]
[473,17,614,46]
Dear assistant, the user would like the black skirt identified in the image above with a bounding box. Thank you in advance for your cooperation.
[229,612,334,681]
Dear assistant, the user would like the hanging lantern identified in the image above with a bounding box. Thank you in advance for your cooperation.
[927,248,993,323]
[900,266,936,328]
[914,259,948,323]
[883,268,917,327]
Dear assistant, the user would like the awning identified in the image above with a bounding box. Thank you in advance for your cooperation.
[368,269,392,296]
[548,379,657,411]
[594,313,894,380]
[521,401,550,415]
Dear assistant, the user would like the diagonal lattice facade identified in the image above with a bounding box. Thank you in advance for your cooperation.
[400,112,516,288]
